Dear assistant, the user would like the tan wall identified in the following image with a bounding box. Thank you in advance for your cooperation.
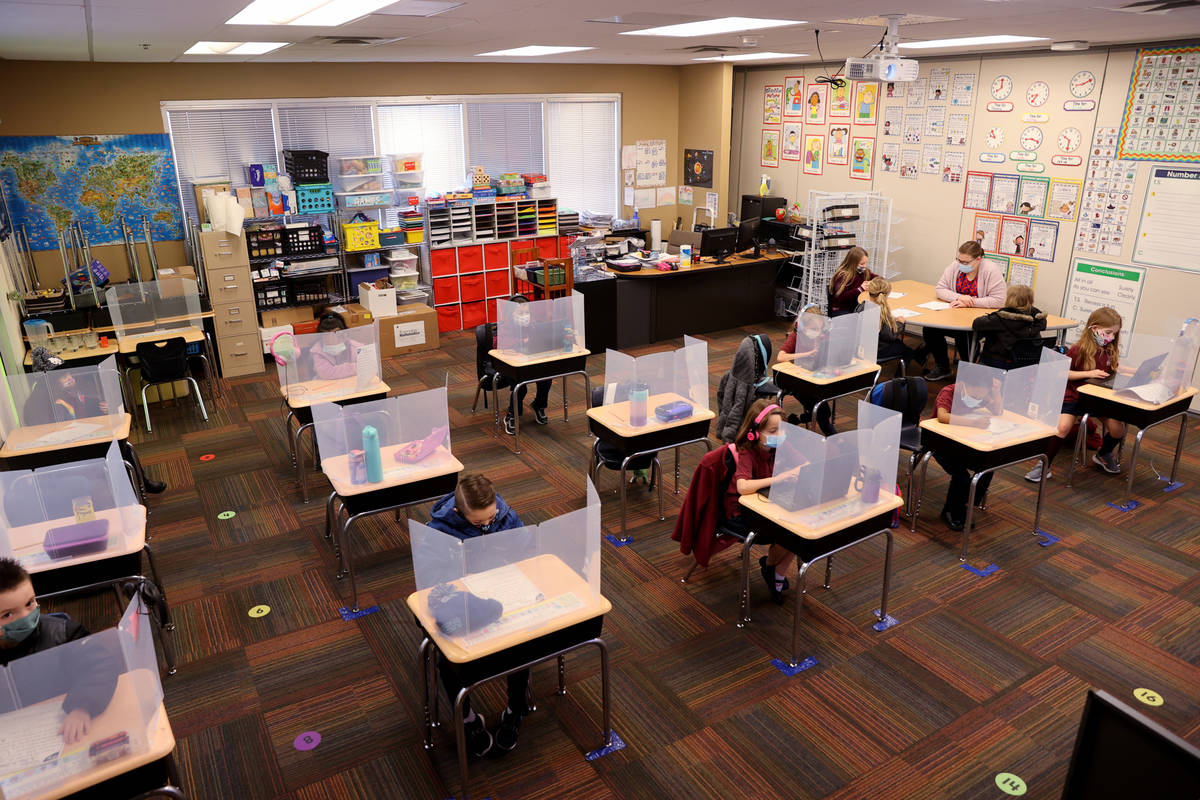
[677,63,733,223]
[0,59,683,283]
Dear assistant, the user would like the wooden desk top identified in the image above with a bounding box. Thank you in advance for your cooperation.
[116,326,205,355]
[773,358,879,386]
[90,310,213,335]
[406,554,611,664]
[1078,382,1197,412]
[282,377,390,409]
[861,279,1078,332]
[586,391,714,438]
[919,410,1056,452]
[604,250,787,278]
[489,347,590,368]
[23,343,120,366]
[739,491,903,540]
[0,414,132,458]
[7,505,146,574]
[1,670,175,800]
[322,444,463,497]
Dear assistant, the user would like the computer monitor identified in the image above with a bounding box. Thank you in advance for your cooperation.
[700,227,737,264]
[736,219,761,253]
[1062,689,1200,800]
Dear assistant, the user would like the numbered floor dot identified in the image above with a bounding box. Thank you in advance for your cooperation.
[199,453,216,462]
[294,731,321,751]
[217,510,236,520]
[1134,687,1164,706]
[995,772,1027,796]
[248,605,271,619]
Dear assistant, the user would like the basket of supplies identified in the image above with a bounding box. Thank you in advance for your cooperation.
[341,216,381,252]
[283,149,330,183]
[294,183,335,214]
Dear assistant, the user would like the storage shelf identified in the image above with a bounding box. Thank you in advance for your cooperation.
[249,251,337,265]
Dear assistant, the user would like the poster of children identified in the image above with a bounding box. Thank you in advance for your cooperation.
[829,81,851,117]
[805,83,827,125]
[881,142,900,172]
[783,76,805,117]
[761,129,780,167]
[803,133,824,175]
[763,85,783,124]
[850,136,874,180]
[828,125,850,164]
[782,123,803,161]
[854,83,878,125]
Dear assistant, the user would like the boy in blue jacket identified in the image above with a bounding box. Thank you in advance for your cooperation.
[427,474,529,759]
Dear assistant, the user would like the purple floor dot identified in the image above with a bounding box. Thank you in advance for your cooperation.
[294,731,321,751]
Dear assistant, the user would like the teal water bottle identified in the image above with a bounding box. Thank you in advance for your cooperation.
[362,425,383,483]
[629,382,649,427]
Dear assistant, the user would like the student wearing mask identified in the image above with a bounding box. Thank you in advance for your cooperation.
[931,369,1004,530]
[921,241,1007,381]
[826,247,874,316]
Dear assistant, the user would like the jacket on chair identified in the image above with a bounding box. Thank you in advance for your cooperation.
[672,444,739,568]
[716,334,777,442]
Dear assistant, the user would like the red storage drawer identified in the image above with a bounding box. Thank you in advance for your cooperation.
[458,245,484,273]
[431,249,457,277]
[483,242,509,269]
[459,273,485,303]
[536,236,558,260]
[433,276,459,304]
[511,241,537,265]
[437,305,461,333]
[486,298,498,323]
[461,301,486,329]
[485,270,510,298]
[559,236,573,255]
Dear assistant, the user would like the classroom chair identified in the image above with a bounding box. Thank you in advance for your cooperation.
[135,337,209,433]
[587,386,661,495]
[869,376,927,519]
[470,322,500,413]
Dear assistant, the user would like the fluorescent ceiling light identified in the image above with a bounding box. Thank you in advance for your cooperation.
[694,51,806,62]
[621,16,803,37]
[898,35,1048,49]
[477,45,594,56]
[227,0,395,26]
[185,41,288,55]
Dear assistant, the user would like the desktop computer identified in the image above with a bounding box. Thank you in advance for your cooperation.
[741,195,787,224]
[700,227,737,264]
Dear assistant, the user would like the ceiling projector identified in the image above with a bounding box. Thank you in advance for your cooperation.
[844,55,919,82]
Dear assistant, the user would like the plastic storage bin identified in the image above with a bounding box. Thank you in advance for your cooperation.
[341,220,381,251]
[384,250,418,269]
[337,190,394,210]
[282,149,329,183]
[294,183,335,214]
[394,189,422,208]
[282,225,326,256]
[338,155,385,176]
[389,269,419,289]
[391,153,423,173]
[393,170,424,188]
[335,174,387,193]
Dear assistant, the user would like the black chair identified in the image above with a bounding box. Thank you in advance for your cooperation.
[470,323,499,413]
[135,337,208,433]
[587,386,659,493]
[869,376,928,522]
[1011,336,1048,368]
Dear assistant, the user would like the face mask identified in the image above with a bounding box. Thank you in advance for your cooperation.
[323,342,347,356]
[1091,329,1114,346]
[958,261,975,274]
[960,393,984,409]
[476,522,494,533]
[764,434,782,449]
[2,606,39,643]
[856,265,867,273]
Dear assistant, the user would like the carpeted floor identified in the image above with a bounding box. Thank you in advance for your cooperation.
[45,319,1200,799]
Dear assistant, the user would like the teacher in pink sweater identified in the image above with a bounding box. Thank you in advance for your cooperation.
[920,240,1008,381]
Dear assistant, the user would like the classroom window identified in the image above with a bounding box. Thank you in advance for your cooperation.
[376,103,466,194]
[277,104,376,163]
[165,107,276,221]
[465,102,545,179]
[546,100,618,216]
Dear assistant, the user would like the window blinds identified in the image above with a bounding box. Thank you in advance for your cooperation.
[277,104,375,161]
[546,101,618,216]
[465,102,544,178]
[377,104,465,194]
[165,107,276,222]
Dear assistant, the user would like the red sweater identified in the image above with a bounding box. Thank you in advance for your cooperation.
[829,270,874,315]
[1064,343,1112,404]
[724,444,774,519]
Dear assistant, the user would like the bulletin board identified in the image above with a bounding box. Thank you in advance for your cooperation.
[1131,165,1200,270]
[1062,259,1146,355]
[1117,44,1200,163]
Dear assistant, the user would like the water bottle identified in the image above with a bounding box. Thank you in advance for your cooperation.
[362,425,383,483]
[348,450,366,485]
[680,244,692,268]
[629,382,649,427]
[562,325,574,353]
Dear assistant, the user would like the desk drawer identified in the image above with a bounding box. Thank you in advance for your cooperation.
[216,334,264,377]
[207,266,254,304]
[199,230,250,270]
[211,300,256,338]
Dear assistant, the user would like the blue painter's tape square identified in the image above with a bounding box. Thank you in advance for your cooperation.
[1161,479,1184,493]
[585,731,626,761]
[770,656,818,676]
[1035,529,1059,547]
[1105,499,1140,512]
[338,605,380,621]
[961,563,998,577]
[604,534,633,547]
[871,612,899,632]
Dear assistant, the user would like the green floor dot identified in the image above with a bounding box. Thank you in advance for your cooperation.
[217,510,236,520]
[995,772,1026,795]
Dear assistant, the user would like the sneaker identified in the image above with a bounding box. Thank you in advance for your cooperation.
[925,366,952,381]
[493,708,524,753]
[533,407,549,425]
[1093,451,1121,474]
[973,491,987,509]
[786,413,803,426]
[1024,463,1051,483]
[759,556,788,605]
[503,413,516,436]
[464,714,493,758]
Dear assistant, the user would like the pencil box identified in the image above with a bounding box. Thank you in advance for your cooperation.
[655,400,693,422]
[44,518,110,560]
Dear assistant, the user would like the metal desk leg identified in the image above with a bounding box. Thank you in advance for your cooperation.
[284,410,297,468]
[1122,427,1148,510]
[911,451,934,532]
[879,529,894,623]
[674,446,681,494]
[557,654,567,695]
[823,556,833,589]
[1169,413,1187,486]
[341,513,364,612]
[562,375,569,421]
[596,638,613,750]
[737,530,758,628]
[324,491,338,543]
[420,638,436,749]
[1068,412,1089,488]
[453,688,472,800]
[656,456,664,521]
[791,559,814,667]
[491,385,501,439]
[297,422,314,504]
[204,332,221,399]
[961,469,990,561]
[617,455,631,543]
[1031,454,1050,538]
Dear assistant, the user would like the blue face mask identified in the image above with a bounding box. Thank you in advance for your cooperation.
[961,393,984,409]
[2,606,39,643]
[764,433,783,449]
[958,261,976,274]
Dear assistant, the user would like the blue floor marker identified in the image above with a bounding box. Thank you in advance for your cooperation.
[1106,499,1140,512]
[1035,529,1059,547]
[585,731,626,761]
[871,610,899,631]
[604,534,633,547]
[1161,478,1184,493]
[770,656,818,676]
[961,563,999,577]
[338,605,380,621]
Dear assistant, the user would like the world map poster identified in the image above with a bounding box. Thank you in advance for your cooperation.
[0,134,183,251]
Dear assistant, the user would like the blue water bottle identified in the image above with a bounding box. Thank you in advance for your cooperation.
[362,425,383,483]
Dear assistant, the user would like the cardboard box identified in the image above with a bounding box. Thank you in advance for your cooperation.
[358,282,397,318]
[379,303,438,357]
[156,266,198,296]
[323,302,374,328]
[260,306,314,329]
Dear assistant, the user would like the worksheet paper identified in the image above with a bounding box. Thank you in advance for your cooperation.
[891,308,920,319]
[462,563,545,612]
[918,301,952,310]
[355,343,378,391]
[27,421,106,449]
[0,702,65,776]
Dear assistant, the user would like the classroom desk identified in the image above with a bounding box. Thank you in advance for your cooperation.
[323,445,464,611]
[0,414,133,470]
[772,358,881,425]
[280,377,391,503]
[737,492,902,668]
[914,412,1057,560]
[0,671,178,800]
[22,341,120,368]
[488,347,591,455]
[1069,384,1197,510]
[407,554,613,800]
[602,251,787,346]
[586,392,716,542]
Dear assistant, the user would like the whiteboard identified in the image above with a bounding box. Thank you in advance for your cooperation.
[1062,259,1146,357]
[1132,166,1200,271]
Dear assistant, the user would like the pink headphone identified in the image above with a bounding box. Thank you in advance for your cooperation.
[746,403,781,441]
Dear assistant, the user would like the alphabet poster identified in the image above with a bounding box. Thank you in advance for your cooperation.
[854,83,878,126]
[782,124,803,161]
[763,85,783,124]
[828,125,850,165]
[850,136,874,181]
[830,81,852,118]
[761,130,780,168]
[783,76,806,117]
[805,83,827,125]
[803,133,824,175]
[1117,45,1200,162]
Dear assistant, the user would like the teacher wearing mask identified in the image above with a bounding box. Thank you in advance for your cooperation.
[920,240,1007,381]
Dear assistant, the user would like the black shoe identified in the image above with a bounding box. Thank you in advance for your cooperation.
[503,413,516,436]
[973,492,987,509]
[464,714,493,758]
[759,556,788,605]
[787,413,802,426]
[926,366,952,382]
[533,407,548,425]
[493,708,524,754]
[144,478,167,494]
[940,508,965,532]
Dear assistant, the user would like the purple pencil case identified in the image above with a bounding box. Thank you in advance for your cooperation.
[43,519,110,560]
